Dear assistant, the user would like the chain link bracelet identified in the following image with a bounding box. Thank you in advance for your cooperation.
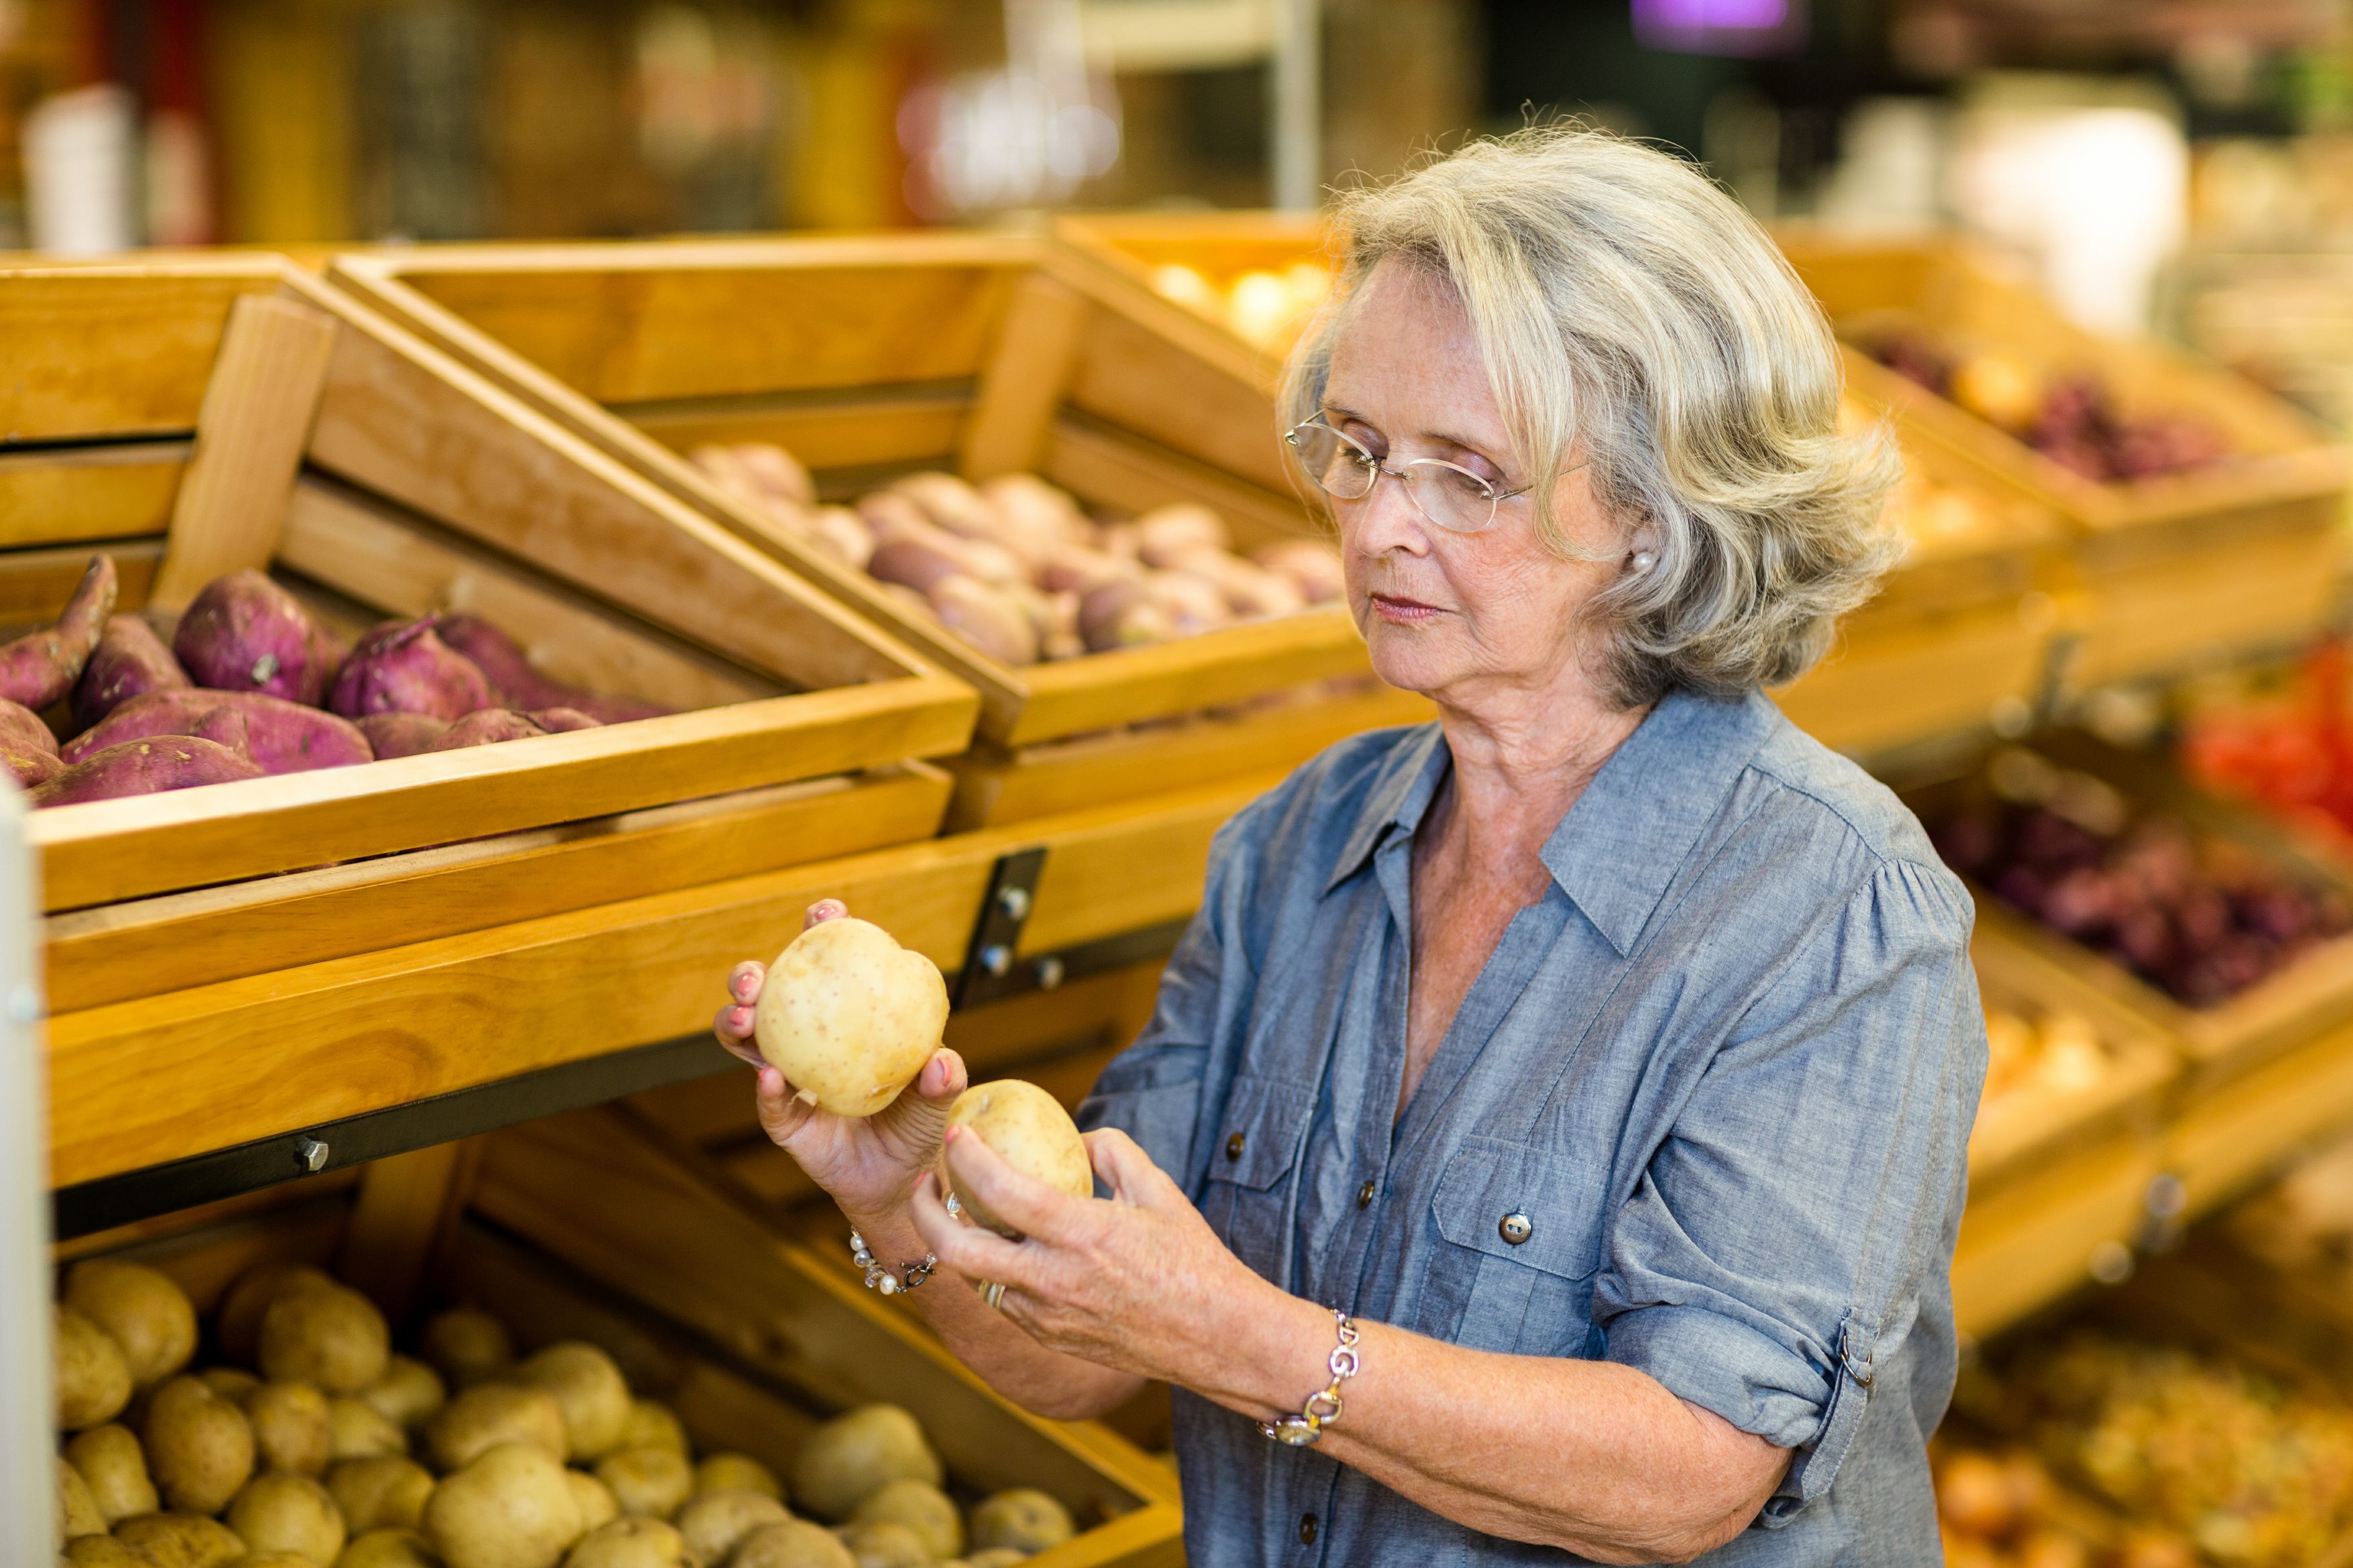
[849,1229,935,1296]
[1260,1309,1362,1447]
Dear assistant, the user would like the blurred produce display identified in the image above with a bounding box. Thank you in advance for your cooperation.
[1145,261,1333,351]
[1932,1441,2116,1568]
[2179,643,2353,854]
[0,555,668,811]
[690,446,1344,667]
[1859,328,2232,485]
[1955,1334,2353,1568]
[1927,748,2352,1006]
[52,1255,1079,1565]
[1982,1005,2113,1105]
[1838,399,2019,557]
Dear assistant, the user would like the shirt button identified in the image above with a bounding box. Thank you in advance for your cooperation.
[1499,1210,1533,1245]
[1226,1132,1246,1161]
[1299,1512,1319,1545]
[1356,1180,1376,1209]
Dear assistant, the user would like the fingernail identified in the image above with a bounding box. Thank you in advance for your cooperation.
[942,1125,961,1145]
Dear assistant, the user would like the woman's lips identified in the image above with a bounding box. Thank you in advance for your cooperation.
[1368,592,1444,624]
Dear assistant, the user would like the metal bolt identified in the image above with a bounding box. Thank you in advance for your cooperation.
[2087,1240,2134,1286]
[1034,954,1066,991]
[1498,1211,1533,1245]
[2144,1172,2187,1220]
[979,944,1012,978]
[293,1137,330,1174]
[997,885,1032,921]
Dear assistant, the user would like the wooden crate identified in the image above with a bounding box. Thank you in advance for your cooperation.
[58,1118,1180,1568]
[1953,921,2178,1339]
[1052,209,1333,368]
[50,768,1262,1191]
[1780,232,2351,693]
[0,256,976,917]
[325,236,1424,826]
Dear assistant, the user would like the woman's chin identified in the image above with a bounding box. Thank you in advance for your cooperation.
[1366,630,1461,698]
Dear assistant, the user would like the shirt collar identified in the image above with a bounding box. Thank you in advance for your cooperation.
[1321,689,1780,957]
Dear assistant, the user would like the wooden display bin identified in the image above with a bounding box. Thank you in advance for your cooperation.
[325,235,1431,828]
[1952,921,2177,1339]
[1780,232,2351,694]
[1052,209,1333,366]
[56,1107,1180,1568]
[2,256,975,951]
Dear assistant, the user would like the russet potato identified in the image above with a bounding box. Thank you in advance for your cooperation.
[64,1260,197,1390]
[753,918,947,1117]
[57,1306,133,1431]
[64,1423,158,1524]
[673,1490,791,1564]
[329,1455,436,1531]
[938,1081,1093,1238]
[849,1477,961,1559]
[789,1406,940,1522]
[514,1342,629,1462]
[423,1442,583,1568]
[225,1471,347,1565]
[427,1383,567,1473]
[259,1284,390,1395]
[143,1375,256,1515]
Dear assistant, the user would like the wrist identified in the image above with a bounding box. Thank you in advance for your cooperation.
[1179,1276,1335,1421]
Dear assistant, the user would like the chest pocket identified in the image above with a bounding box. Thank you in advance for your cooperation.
[1423,1136,1608,1357]
[1199,1076,1319,1284]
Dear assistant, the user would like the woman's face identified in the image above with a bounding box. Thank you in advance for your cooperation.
[1320,259,1631,708]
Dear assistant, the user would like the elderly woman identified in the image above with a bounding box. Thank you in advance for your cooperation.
[717,127,1983,1565]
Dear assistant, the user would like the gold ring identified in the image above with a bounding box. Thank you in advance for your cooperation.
[983,1282,1006,1310]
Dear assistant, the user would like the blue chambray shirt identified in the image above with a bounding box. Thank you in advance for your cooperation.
[1077,688,1985,1565]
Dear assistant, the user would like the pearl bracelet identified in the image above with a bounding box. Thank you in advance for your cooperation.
[849,1229,935,1296]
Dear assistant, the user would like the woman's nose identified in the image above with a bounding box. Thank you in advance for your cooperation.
[1346,471,1433,556]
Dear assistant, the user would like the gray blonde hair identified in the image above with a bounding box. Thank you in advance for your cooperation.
[1282,125,1900,708]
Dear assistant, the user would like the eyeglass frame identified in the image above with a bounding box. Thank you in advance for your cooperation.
[1283,414,1537,535]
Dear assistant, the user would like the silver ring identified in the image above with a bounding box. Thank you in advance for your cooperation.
[945,1192,962,1219]
[983,1281,1006,1310]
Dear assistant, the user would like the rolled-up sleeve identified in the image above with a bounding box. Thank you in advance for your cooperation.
[1593,855,1983,1519]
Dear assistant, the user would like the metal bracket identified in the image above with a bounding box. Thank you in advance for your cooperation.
[953,848,1048,1011]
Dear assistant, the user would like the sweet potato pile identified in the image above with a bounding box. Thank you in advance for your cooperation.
[690,448,1345,667]
[5,558,671,809]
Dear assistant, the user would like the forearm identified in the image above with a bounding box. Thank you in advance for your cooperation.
[849,1205,1143,1420]
[1173,1292,1786,1562]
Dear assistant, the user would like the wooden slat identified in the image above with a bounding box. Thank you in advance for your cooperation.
[0,441,184,548]
[1773,595,2055,759]
[279,475,773,711]
[31,673,975,913]
[0,262,286,441]
[43,764,951,1012]
[626,387,971,471]
[949,681,1427,829]
[337,1140,477,1327]
[1008,611,1373,750]
[961,273,1091,480]
[1041,414,1318,553]
[1952,1132,2156,1339]
[150,294,340,609]
[2165,1015,2353,1221]
[289,272,929,695]
[1062,295,1291,494]
[46,777,1256,1186]
[0,540,163,626]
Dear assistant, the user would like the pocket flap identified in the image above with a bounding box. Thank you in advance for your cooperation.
[1203,1076,1319,1192]
[1431,1136,1606,1280]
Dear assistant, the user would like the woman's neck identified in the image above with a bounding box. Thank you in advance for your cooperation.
[1432,679,1651,860]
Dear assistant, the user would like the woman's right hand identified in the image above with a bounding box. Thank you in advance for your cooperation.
[715,898,969,1226]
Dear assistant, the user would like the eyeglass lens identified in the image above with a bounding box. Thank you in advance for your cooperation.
[1289,423,1498,533]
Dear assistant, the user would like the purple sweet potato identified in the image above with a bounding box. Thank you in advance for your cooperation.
[0,555,117,711]
[437,614,672,724]
[356,711,449,759]
[329,616,496,722]
[3,747,60,789]
[64,689,370,775]
[527,708,600,733]
[32,735,263,807]
[72,615,191,730]
[427,709,549,750]
[0,700,57,761]
[173,569,341,705]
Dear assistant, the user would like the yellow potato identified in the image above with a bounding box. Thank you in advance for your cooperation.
[425,1383,565,1473]
[198,1366,262,1402]
[733,1520,857,1568]
[419,1308,513,1391]
[692,1452,781,1500]
[226,1472,347,1565]
[614,1399,686,1456]
[216,1264,336,1369]
[969,1488,1075,1553]
[111,1512,247,1568]
[789,1406,940,1522]
[563,1518,699,1568]
[423,1443,582,1568]
[244,1382,332,1476]
[57,1306,133,1431]
[143,1375,256,1514]
[260,1285,390,1395]
[328,1455,436,1531]
[850,1477,961,1559]
[673,1490,791,1565]
[62,1536,145,1567]
[567,1469,620,1532]
[513,1343,629,1462]
[64,1260,197,1390]
[938,1080,1093,1237]
[360,1356,448,1433]
[839,1522,928,1568]
[64,1424,158,1524]
[596,1447,691,1518]
[753,918,948,1116]
[336,1530,444,1568]
[59,1457,105,1541]
[963,1552,1027,1568]
[329,1396,409,1462]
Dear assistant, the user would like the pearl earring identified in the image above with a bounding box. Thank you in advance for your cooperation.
[1629,551,1656,572]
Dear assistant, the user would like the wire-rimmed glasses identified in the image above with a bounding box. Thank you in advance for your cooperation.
[1284,416,1531,535]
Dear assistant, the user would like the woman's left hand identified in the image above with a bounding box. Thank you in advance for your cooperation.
[909,1124,1295,1393]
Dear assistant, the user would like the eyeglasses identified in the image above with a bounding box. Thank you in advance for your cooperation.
[1284,417,1533,535]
